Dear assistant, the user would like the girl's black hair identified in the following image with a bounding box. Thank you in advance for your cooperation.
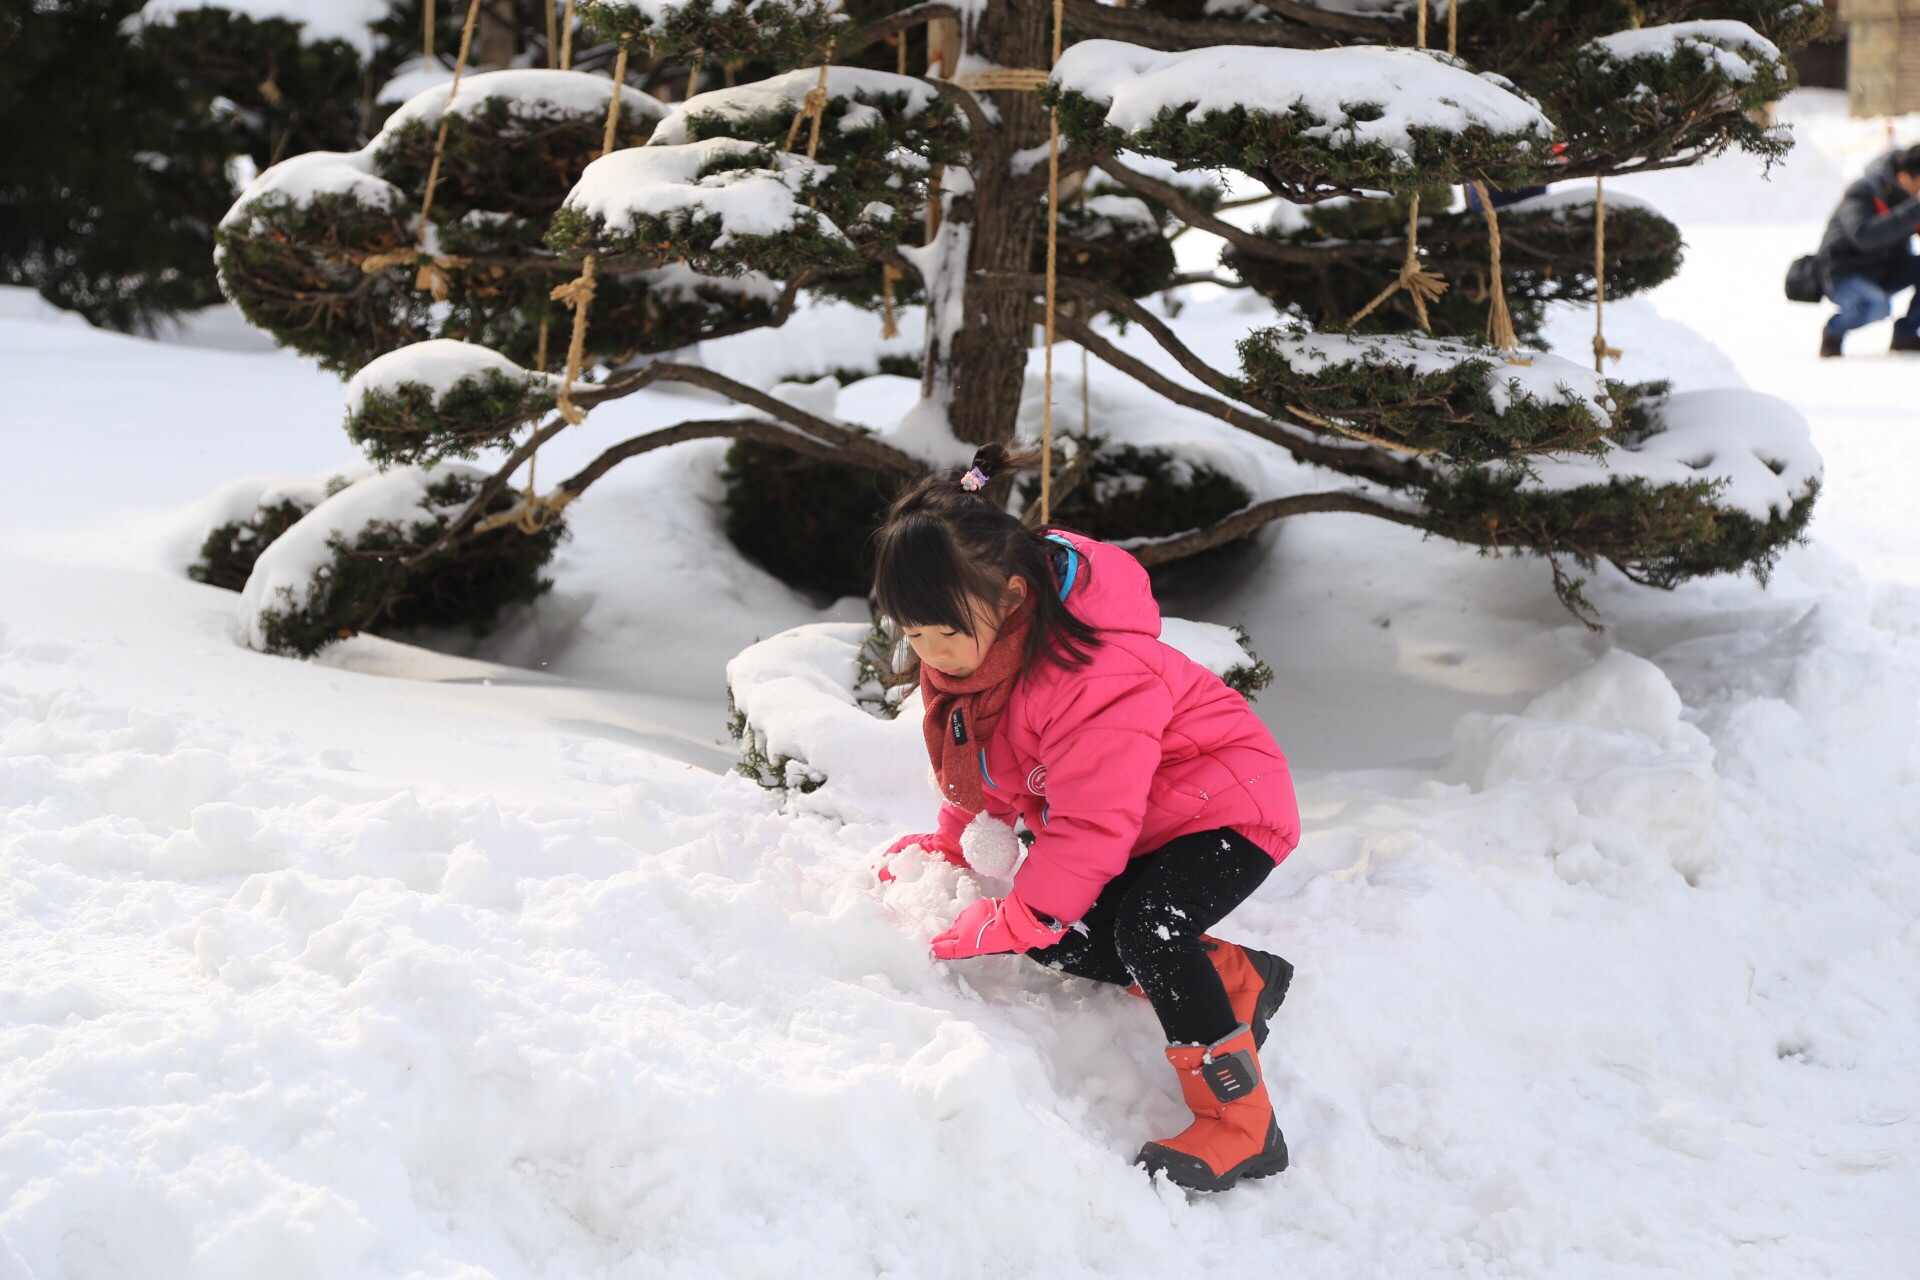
[872,444,1103,674]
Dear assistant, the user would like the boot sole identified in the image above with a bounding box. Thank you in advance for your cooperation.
[1244,949,1293,1051]
[1137,1123,1290,1193]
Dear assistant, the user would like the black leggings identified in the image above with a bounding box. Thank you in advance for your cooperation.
[1032,828,1274,1044]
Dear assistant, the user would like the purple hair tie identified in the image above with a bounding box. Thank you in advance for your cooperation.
[960,466,990,492]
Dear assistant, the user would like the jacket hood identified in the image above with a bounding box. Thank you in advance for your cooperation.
[1864,153,1900,196]
[1043,529,1161,639]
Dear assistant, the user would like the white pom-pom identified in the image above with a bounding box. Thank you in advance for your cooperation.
[960,814,1021,879]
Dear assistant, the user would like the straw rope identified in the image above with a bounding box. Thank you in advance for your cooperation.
[1469,180,1520,353]
[1348,194,1446,330]
[501,31,634,536]
[1592,176,1621,371]
[361,0,483,301]
[785,45,836,157]
[1349,9,1446,332]
[882,264,903,339]
[1040,0,1066,523]
[951,68,1050,92]
[603,46,631,155]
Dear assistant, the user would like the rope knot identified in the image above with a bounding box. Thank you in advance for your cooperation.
[785,50,836,158]
[360,247,419,274]
[1349,194,1446,332]
[550,273,596,310]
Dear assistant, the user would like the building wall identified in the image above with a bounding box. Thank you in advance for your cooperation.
[1849,0,1920,116]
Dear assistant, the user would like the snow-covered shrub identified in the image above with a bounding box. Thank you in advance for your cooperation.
[1019,440,1253,555]
[1546,20,1797,173]
[720,440,906,599]
[1421,388,1819,615]
[1238,325,1622,463]
[344,339,560,465]
[728,614,1276,799]
[188,470,363,591]
[194,0,1831,633]
[214,70,687,375]
[1228,188,1685,347]
[1050,196,1179,301]
[1046,43,1557,201]
[238,464,564,657]
[547,140,863,279]
[581,0,845,64]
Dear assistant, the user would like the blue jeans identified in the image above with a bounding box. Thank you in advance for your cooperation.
[1827,256,1920,338]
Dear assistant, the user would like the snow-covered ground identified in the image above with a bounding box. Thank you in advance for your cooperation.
[3,89,1918,1277]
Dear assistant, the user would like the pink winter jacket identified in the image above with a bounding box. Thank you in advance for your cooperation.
[934,530,1299,923]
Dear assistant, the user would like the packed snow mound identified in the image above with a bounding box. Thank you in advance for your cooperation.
[344,340,560,418]
[376,68,668,141]
[237,463,481,650]
[652,66,949,145]
[219,150,401,229]
[1587,19,1784,82]
[563,138,841,240]
[1448,650,1720,882]
[1050,40,1555,149]
[131,0,394,56]
[1528,388,1821,519]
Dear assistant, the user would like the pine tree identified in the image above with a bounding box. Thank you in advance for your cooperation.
[205,0,1826,642]
[2,0,237,330]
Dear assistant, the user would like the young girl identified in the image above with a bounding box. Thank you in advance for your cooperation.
[873,444,1302,1193]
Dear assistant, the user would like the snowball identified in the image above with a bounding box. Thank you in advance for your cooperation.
[959,814,1021,879]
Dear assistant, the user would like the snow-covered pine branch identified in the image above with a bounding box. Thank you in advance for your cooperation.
[238,464,565,657]
[581,0,847,63]
[1046,41,1555,199]
[549,138,862,278]
[343,340,563,466]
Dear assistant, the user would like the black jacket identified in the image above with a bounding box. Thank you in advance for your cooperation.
[1819,155,1920,289]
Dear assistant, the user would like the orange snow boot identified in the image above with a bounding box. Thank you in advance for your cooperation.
[1136,1024,1289,1193]
[1123,940,1293,1047]
[1200,936,1292,1049]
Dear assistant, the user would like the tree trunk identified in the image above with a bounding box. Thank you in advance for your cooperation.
[477,5,518,70]
[928,0,1053,448]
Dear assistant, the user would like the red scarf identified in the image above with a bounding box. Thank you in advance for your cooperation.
[920,605,1032,812]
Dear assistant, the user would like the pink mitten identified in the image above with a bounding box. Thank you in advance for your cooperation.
[929,892,1066,960]
[875,831,966,883]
